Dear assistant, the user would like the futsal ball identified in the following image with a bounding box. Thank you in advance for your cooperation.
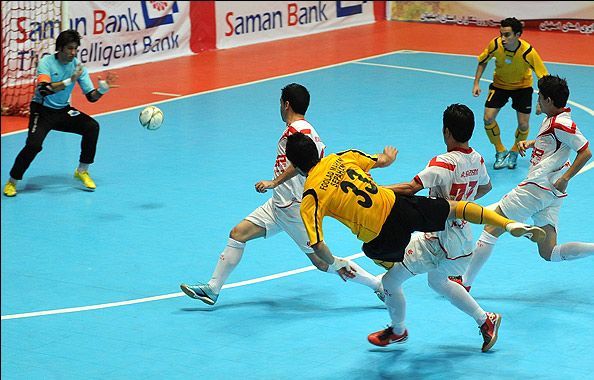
[139,106,164,130]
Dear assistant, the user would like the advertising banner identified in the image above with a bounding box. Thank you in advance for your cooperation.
[389,1,594,35]
[67,0,193,72]
[215,1,376,49]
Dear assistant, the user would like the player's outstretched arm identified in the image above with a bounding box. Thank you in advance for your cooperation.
[372,146,398,169]
[384,179,423,196]
[472,63,487,97]
[86,71,119,102]
[474,181,492,200]
[255,164,298,193]
[311,241,355,281]
[517,140,535,157]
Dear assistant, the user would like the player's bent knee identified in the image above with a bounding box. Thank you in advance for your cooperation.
[229,225,248,242]
[87,119,100,135]
[27,144,43,154]
[483,117,495,126]
[538,246,553,261]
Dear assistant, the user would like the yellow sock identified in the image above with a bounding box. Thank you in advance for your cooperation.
[510,127,529,152]
[484,121,506,152]
[455,201,513,229]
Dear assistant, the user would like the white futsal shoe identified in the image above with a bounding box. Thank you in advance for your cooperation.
[505,222,546,243]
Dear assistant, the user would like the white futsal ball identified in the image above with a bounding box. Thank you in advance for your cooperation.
[139,106,164,130]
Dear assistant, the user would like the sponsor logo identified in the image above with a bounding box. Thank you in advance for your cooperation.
[141,1,179,28]
[337,1,368,17]
[224,1,368,37]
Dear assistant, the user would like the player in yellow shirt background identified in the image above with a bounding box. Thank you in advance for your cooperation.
[473,17,548,170]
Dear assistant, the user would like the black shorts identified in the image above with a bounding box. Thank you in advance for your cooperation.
[485,83,533,114]
[362,195,450,263]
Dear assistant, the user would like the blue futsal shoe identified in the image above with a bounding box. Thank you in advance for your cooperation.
[507,151,519,169]
[180,282,218,305]
[493,151,509,170]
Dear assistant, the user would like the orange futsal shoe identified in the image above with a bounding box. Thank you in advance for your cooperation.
[368,326,408,347]
[480,312,502,352]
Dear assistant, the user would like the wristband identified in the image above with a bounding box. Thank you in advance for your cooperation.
[62,78,72,87]
[97,80,109,94]
[329,258,346,272]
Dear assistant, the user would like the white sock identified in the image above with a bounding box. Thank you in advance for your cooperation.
[207,238,245,293]
[382,264,412,334]
[391,319,407,335]
[464,231,498,286]
[386,287,406,334]
[77,163,89,172]
[550,242,594,262]
[428,272,486,325]
[326,259,381,291]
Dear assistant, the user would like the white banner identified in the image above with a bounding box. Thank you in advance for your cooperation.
[216,1,376,49]
[67,1,192,72]
[389,1,594,34]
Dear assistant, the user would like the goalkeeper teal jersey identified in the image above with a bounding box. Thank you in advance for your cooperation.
[33,54,94,109]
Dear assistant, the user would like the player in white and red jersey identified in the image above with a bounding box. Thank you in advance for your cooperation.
[367,104,502,352]
[269,119,324,209]
[417,147,490,258]
[463,75,594,289]
[180,83,383,305]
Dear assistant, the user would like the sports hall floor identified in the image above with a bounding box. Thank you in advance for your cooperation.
[2,21,593,379]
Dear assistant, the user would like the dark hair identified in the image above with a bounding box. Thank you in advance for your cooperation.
[281,83,310,115]
[500,17,523,35]
[538,75,569,108]
[443,104,474,143]
[56,29,81,51]
[286,132,320,173]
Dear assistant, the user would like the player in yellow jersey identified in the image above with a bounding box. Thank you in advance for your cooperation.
[473,17,548,170]
[285,131,546,288]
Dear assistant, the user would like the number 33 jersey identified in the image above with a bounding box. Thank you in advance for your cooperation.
[300,150,396,247]
[414,147,490,257]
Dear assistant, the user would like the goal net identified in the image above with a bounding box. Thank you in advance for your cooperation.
[1,1,67,116]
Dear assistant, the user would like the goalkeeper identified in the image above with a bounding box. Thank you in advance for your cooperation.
[3,29,118,197]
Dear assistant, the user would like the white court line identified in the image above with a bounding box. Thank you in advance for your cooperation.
[397,49,594,68]
[0,253,365,320]
[152,91,182,97]
[352,61,594,117]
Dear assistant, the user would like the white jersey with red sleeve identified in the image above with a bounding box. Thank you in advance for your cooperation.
[414,147,490,258]
[521,108,589,198]
[272,119,325,208]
